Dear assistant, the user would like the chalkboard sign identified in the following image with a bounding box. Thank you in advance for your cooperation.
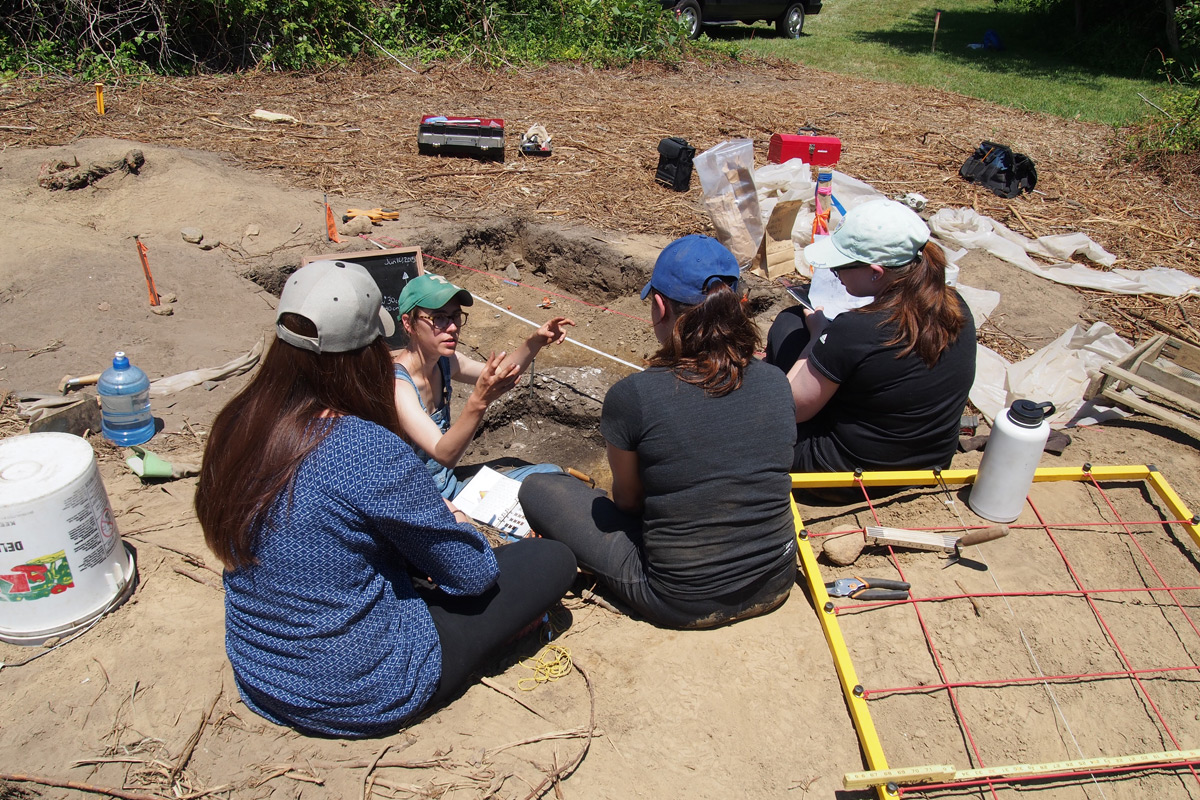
[302,247,424,347]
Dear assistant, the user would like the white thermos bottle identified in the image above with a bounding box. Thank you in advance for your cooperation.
[968,400,1056,523]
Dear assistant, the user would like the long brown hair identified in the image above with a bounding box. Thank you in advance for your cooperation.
[196,314,401,571]
[864,240,965,367]
[646,283,759,397]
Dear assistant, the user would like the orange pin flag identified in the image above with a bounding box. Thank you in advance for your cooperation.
[94,83,106,115]
[324,194,341,243]
[135,236,160,306]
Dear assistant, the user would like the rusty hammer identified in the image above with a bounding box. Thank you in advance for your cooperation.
[59,373,101,394]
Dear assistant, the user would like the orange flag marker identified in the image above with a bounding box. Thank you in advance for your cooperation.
[135,237,160,306]
[325,194,341,243]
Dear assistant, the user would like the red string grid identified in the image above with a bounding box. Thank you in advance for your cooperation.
[808,469,1200,798]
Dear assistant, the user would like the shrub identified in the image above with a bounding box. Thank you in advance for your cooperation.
[0,0,688,75]
[1127,73,1200,157]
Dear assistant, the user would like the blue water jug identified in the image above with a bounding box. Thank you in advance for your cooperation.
[98,351,155,446]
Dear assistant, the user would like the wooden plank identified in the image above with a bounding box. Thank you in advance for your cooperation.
[1163,337,1200,375]
[845,748,1200,790]
[1134,361,1200,404]
[1102,364,1200,418]
[1101,387,1200,440]
[1088,335,1163,398]
[1117,334,1168,392]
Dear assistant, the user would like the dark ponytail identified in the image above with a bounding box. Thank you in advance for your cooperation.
[646,283,759,397]
[865,240,965,367]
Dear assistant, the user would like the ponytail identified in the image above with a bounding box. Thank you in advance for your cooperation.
[646,283,759,397]
[865,241,965,367]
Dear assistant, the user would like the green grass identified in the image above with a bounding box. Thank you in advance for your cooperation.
[697,0,1173,126]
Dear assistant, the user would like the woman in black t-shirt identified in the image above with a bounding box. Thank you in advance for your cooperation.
[766,198,976,473]
[519,235,798,629]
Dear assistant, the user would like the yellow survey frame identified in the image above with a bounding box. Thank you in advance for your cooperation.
[791,465,1200,799]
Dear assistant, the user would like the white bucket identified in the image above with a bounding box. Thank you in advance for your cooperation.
[0,432,137,646]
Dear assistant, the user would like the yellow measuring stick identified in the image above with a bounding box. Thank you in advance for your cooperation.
[843,765,955,790]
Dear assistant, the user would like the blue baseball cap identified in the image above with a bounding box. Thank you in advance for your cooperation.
[640,235,740,305]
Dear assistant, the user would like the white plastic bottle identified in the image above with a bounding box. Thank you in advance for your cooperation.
[98,351,155,447]
[968,400,1056,523]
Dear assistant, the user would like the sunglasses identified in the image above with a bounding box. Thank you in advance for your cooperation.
[829,262,870,275]
[415,311,468,331]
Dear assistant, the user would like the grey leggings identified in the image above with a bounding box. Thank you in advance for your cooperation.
[518,473,795,629]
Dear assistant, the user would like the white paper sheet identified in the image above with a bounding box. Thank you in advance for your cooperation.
[454,466,530,538]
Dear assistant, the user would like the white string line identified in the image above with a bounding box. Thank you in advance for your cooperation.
[936,478,1105,800]
[466,290,645,373]
[359,237,645,373]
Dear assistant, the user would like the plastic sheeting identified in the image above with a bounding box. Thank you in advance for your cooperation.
[929,207,1200,297]
[148,337,265,397]
[970,322,1134,427]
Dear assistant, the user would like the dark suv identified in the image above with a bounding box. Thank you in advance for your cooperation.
[664,0,822,39]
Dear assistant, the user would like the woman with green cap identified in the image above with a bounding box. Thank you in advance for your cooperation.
[393,273,574,505]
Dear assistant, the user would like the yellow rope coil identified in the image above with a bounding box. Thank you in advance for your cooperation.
[517,643,572,691]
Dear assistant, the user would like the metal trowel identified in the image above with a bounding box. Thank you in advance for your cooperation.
[942,525,1010,571]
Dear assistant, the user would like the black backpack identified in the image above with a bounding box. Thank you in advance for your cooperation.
[655,137,695,192]
[959,141,1037,199]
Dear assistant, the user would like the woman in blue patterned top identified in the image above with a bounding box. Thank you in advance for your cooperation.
[195,260,577,738]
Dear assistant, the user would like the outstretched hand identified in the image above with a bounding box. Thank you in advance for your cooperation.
[473,350,521,405]
[535,316,575,346]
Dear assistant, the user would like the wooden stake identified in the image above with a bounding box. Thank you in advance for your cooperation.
[0,772,161,800]
[931,10,942,53]
[135,236,160,306]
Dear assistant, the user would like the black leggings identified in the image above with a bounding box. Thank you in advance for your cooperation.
[421,537,577,707]
[765,305,812,373]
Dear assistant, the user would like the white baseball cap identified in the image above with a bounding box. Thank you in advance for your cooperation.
[276,261,395,353]
[804,198,930,270]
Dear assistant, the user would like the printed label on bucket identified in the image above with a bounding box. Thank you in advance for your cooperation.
[0,432,138,645]
[0,550,75,601]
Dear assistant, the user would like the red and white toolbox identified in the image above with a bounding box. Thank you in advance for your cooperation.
[768,132,841,166]
[417,116,505,161]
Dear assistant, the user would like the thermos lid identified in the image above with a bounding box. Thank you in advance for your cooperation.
[1008,399,1055,427]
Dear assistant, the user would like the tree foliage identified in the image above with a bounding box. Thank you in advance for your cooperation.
[0,0,689,75]
[998,0,1196,67]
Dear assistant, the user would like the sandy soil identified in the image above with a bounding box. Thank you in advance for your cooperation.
[1,64,1199,800]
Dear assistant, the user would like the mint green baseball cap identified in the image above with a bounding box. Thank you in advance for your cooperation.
[396,274,474,318]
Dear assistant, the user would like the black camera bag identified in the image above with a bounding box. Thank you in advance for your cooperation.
[655,137,696,192]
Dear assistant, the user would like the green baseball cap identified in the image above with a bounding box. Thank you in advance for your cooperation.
[396,274,474,318]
